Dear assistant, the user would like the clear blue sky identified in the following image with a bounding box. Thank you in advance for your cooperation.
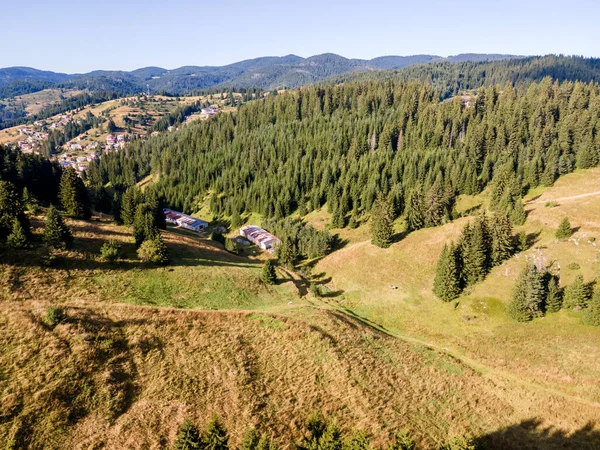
[2,0,599,73]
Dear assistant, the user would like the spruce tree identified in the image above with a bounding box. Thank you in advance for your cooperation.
[112,192,122,224]
[555,217,573,239]
[370,193,394,248]
[133,203,159,247]
[174,419,202,450]
[0,180,23,238]
[203,415,229,450]
[59,167,90,219]
[7,217,29,248]
[545,275,563,313]
[584,288,600,327]
[137,234,169,264]
[277,239,296,268]
[564,274,590,309]
[121,187,138,226]
[433,243,461,301]
[239,429,260,450]
[461,216,490,286]
[490,214,513,266]
[44,205,73,249]
[405,188,424,232]
[507,264,545,322]
[260,259,277,285]
[389,430,416,450]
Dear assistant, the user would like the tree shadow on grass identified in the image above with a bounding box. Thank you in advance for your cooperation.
[474,418,600,450]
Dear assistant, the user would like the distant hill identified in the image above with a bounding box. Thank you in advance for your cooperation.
[0,53,526,96]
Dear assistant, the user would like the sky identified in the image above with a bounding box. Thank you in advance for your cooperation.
[2,0,599,73]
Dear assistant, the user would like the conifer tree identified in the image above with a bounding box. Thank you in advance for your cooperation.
[7,217,29,248]
[555,217,573,239]
[59,167,90,219]
[137,234,169,264]
[388,430,416,450]
[121,187,138,226]
[563,274,590,309]
[44,205,73,249]
[330,206,346,228]
[545,275,563,313]
[405,188,424,232]
[490,214,513,266]
[370,193,394,248]
[277,238,296,268]
[231,209,243,228]
[112,192,122,224]
[260,259,277,285]
[584,288,600,327]
[433,243,461,301]
[22,186,40,214]
[0,180,23,238]
[133,203,159,247]
[203,415,229,450]
[239,429,260,450]
[507,264,545,322]
[174,419,202,450]
[509,198,527,226]
[461,216,490,286]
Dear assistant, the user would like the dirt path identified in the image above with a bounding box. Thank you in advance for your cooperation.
[528,191,600,204]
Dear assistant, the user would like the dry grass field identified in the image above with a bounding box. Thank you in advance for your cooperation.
[315,168,600,418]
[1,170,600,449]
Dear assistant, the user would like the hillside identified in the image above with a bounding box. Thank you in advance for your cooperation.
[1,213,600,449]
[315,167,600,408]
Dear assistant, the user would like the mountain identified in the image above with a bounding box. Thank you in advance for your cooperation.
[0,53,525,96]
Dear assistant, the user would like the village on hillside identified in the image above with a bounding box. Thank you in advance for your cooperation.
[0,94,226,175]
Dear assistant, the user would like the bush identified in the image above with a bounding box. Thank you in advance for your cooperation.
[43,305,66,327]
[224,238,239,255]
[137,235,169,265]
[310,283,322,297]
[544,201,559,208]
[211,231,225,244]
[100,240,121,262]
[567,262,580,270]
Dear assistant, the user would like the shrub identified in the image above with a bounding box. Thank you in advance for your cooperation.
[100,240,121,262]
[310,283,322,297]
[211,231,225,244]
[43,305,66,327]
[224,238,239,255]
[137,235,169,264]
[567,262,580,270]
[544,201,559,208]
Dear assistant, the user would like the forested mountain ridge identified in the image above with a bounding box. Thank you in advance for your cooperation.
[327,55,600,99]
[89,76,600,231]
[0,52,525,97]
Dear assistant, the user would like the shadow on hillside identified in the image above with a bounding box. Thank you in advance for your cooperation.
[391,230,409,244]
[474,418,600,450]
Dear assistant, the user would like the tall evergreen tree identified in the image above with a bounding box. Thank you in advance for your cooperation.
[173,419,202,450]
[121,187,138,226]
[563,274,590,309]
[507,264,545,322]
[545,275,563,313]
[133,203,160,247]
[370,193,394,248]
[7,217,29,248]
[43,205,73,249]
[584,287,600,327]
[260,259,277,285]
[0,180,23,238]
[433,243,462,301]
[461,216,490,286]
[59,167,90,219]
[405,188,425,232]
[203,415,229,450]
[490,213,513,266]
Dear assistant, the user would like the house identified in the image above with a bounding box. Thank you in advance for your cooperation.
[69,143,83,150]
[201,107,218,117]
[163,208,208,232]
[240,225,280,252]
[106,134,117,146]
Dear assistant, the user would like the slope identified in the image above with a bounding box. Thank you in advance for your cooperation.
[315,167,600,410]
